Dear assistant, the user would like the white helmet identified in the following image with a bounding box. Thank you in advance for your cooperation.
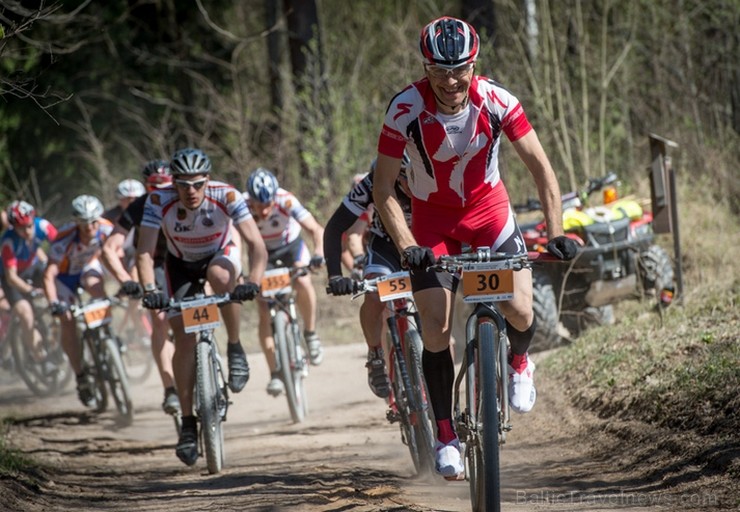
[71,194,104,222]
[116,179,146,199]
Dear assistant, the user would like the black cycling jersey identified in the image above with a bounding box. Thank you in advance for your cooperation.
[119,194,168,265]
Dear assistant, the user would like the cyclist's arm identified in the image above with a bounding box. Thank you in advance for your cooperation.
[101,226,133,284]
[373,153,417,251]
[512,130,564,239]
[323,203,360,277]
[135,225,159,291]
[3,264,34,295]
[43,260,60,304]
[235,217,267,284]
[298,213,324,259]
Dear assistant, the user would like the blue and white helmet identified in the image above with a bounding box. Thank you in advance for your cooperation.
[170,148,212,176]
[246,168,279,203]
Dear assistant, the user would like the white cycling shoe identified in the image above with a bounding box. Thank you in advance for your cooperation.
[508,354,537,413]
[434,438,464,478]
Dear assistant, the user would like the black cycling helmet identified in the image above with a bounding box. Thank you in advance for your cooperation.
[419,16,479,68]
[170,148,212,176]
[141,159,170,178]
[246,168,279,203]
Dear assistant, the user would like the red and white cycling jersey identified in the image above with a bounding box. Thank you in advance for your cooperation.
[48,220,114,276]
[378,75,532,208]
[244,188,310,252]
[141,181,251,262]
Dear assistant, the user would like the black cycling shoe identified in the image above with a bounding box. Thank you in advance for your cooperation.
[175,422,199,466]
[227,349,250,393]
[76,372,96,407]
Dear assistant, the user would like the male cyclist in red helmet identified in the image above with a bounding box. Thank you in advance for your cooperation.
[0,201,58,361]
[101,160,181,416]
[373,16,578,478]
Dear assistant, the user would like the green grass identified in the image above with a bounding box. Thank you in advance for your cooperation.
[0,420,34,476]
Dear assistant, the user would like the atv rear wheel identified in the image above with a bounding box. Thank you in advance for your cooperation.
[530,271,561,351]
[638,245,675,296]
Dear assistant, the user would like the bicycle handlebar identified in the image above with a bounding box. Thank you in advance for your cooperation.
[162,293,234,312]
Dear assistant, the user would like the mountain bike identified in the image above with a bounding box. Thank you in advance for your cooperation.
[4,291,72,397]
[431,248,552,512]
[70,294,134,426]
[260,266,311,423]
[165,292,233,475]
[117,303,154,385]
[350,271,436,476]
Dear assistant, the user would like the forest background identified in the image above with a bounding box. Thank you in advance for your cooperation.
[0,0,738,223]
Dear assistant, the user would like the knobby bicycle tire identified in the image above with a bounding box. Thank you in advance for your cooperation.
[9,310,71,397]
[86,332,109,413]
[274,311,305,423]
[289,314,309,419]
[404,328,436,476]
[102,337,134,426]
[196,338,224,474]
[470,320,501,512]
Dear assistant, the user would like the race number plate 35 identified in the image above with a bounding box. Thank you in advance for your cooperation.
[376,271,413,302]
[461,262,515,303]
[261,268,292,298]
[83,303,112,329]
[181,299,221,334]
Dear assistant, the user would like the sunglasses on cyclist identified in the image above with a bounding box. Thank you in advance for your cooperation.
[425,63,475,80]
[174,177,208,191]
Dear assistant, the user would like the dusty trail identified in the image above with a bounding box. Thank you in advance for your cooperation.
[0,342,729,511]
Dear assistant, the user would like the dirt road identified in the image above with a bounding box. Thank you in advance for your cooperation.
[0,341,730,511]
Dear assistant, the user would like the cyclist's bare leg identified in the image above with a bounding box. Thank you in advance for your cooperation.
[13,299,43,360]
[59,314,82,374]
[206,260,240,344]
[359,290,386,349]
[293,273,317,332]
[150,309,175,388]
[256,300,277,372]
[170,316,196,416]
[413,287,455,352]
[495,268,534,331]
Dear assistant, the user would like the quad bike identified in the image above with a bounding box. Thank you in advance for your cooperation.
[515,172,676,349]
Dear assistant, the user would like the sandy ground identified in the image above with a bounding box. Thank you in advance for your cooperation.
[0,338,734,512]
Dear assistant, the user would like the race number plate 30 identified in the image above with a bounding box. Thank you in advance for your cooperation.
[376,271,413,302]
[261,268,292,298]
[461,261,515,303]
[82,302,112,329]
[181,298,221,334]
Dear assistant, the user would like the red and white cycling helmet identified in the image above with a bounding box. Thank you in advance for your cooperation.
[419,16,479,68]
[141,159,172,189]
[7,200,36,227]
[116,179,146,199]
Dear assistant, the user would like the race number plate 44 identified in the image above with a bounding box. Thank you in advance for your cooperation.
[376,271,413,302]
[461,261,515,303]
[261,268,292,298]
[181,297,221,333]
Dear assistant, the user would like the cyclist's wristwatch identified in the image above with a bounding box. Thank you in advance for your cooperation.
[143,283,157,292]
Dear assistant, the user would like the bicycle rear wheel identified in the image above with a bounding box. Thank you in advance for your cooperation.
[196,338,224,474]
[85,333,109,413]
[466,320,501,512]
[404,328,436,476]
[103,337,134,426]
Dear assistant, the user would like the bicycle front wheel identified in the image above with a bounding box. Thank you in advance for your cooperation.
[467,320,501,512]
[404,328,436,476]
[103,337,134,426]
[196,338,224,474]
[274,311,307,423]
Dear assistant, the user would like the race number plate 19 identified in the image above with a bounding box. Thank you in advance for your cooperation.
[461,261,515,303]
[261,268,292,298]
[181,298,221,334]
[376,271,413,302]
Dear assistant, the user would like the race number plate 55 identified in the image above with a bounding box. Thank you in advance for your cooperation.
[461,262,515,303]
[261,268,292,298]
[376,271,413,302]
[181,299,221,333]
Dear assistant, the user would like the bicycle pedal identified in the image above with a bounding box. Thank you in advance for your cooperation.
[385,410,401,423]
[444,473,466,482]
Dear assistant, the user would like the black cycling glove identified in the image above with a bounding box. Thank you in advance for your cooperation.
[49,301,69,316]
[401,245,436,272]
[232,282,260,301]
[309,254,325,269]
[120,280,143,299]
[327,276,355,296]
[142,292,167,310]
[546,236,580,260]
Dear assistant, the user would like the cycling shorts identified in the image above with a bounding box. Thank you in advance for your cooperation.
[0,260,45,306]
[55,259,106,305]
[267,237,310,269]
[364,234,402,277]
[165,243,242,306]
